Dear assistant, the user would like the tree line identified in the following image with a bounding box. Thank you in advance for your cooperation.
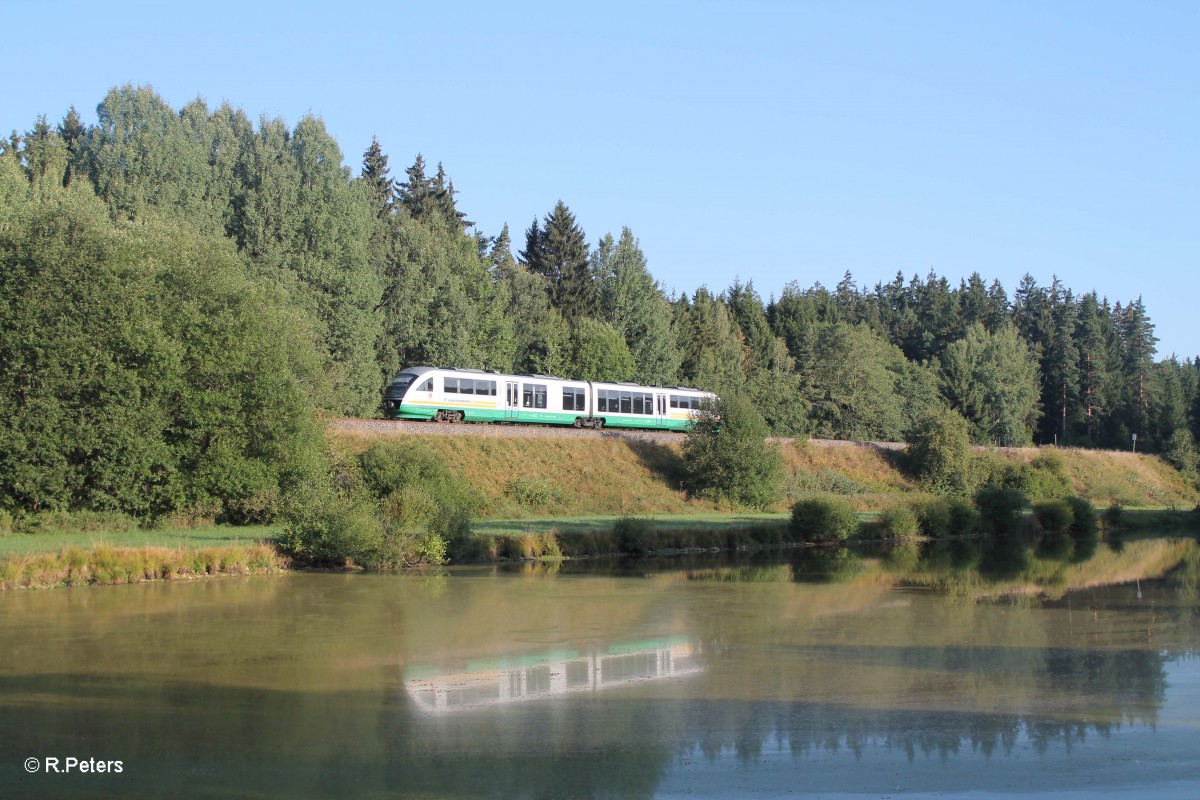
[1,84,1197,523]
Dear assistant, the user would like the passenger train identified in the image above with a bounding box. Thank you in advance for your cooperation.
[382,366,716,431]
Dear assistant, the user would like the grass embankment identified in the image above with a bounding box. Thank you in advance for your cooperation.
[332,429,1199,517]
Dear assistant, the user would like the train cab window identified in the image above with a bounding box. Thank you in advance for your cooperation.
[523,383,547,409]
[418,378,433,392]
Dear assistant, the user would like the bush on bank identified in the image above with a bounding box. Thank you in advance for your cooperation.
[790,497,860,544]
[279,441,478,568]
[682,394,783,511]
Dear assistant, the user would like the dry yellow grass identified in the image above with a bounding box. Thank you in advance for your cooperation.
[0,543,285,590]
[330,428,1197,518]
[333,430,720,517]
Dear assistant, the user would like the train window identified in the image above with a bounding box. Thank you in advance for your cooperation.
[563,387,585,411]
[598,390,610,412]
[482,381,497,396]
[418,378,433,392]
[619,392,632,414]
[523,383,547,409]
[669,395,679,409]
[461,379,475,395]
[445,378,458,394]
[632,394,644,414]
[644,393,654,414]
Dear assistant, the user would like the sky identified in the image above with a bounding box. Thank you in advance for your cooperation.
[4,1,1197,358]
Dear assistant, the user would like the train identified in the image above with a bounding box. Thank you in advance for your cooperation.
[382,365,716,432]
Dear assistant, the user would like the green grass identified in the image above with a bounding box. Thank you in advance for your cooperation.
[0,524,280,557]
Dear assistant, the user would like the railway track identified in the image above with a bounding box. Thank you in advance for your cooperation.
[326,418,908,450]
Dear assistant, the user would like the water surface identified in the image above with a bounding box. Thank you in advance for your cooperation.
[2,537,1199,798]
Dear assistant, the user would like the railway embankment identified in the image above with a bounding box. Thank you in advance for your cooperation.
[327,419,1199,519]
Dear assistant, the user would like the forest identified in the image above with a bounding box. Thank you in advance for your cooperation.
[2,84,1198,524]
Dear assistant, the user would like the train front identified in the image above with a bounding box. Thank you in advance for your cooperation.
[382,367,431,419]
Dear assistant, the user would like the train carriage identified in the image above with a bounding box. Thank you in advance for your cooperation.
[383,366,714,432]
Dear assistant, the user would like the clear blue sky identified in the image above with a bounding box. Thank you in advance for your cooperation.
[5,1,1197,358]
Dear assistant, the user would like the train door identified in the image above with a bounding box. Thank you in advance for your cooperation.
[655,393,668,427]
[505,381,520,419]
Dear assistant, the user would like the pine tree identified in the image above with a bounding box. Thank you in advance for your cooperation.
[594,227,679,384]
[431,162,472,229]
[397,154,435,221]
[360,136,394,217]
[1040,282,1080,445]
[56,107,88,187]
[489,223,519,276]
[521,201,594,320]
[676,288,748,394]
[958,273,989,330]
[1117,297,1159,439]
[22,115,68,185]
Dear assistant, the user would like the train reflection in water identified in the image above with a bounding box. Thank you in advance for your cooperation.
[405,639,703,714]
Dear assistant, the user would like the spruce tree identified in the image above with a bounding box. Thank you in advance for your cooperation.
[595,228,680,384]
[397,154,435,221]
[521,201,594,320]
[57,106,87,186]
[360,136,394,217]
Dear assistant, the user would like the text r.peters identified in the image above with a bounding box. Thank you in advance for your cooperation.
[37,757,124,773]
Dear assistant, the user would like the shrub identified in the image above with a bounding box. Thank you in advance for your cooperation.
[906,408,972,494]
[790,497,860,544]
[354,441,479,566]
[17,509,140,535]
[1166,429,1199,476]
[0,509,11,535]
[1103,502,1125,530]
[1033,499,1074,534]
[1064,496,1098,538]
[1020,452,1074,500]
[946,497,980,535]
[614,516,658,556]
[505,478,564,508]
[880,504,921,541]
[279,489,383,567]
[683,393,783,510]
[974,486,1029,537]
[790,468,870,497]
[913,497,952,537]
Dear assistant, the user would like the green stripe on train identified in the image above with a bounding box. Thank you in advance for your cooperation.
[392,402,692,431]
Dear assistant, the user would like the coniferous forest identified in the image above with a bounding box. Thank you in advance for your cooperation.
[2,85,1198,522]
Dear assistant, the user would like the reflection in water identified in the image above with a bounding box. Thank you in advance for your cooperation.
[405,639,704,713]
[0,538,1198,798]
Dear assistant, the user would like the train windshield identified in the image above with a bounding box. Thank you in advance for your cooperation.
[386,373,418,398]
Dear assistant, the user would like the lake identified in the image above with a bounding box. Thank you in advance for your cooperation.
[2,536,1199,798]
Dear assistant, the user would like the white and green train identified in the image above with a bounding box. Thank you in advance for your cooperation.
[382,366,715,431]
